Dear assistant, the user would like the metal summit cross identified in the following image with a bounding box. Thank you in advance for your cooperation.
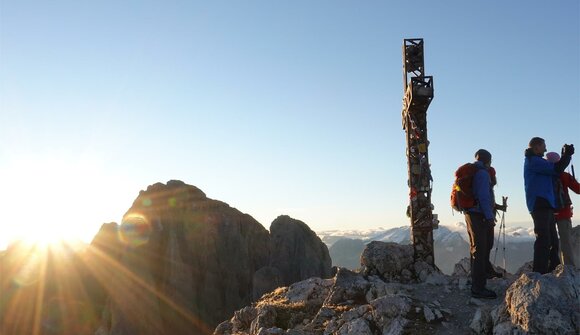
[401,38,438,266]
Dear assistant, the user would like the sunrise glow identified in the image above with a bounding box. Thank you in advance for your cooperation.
[0,153,125,249]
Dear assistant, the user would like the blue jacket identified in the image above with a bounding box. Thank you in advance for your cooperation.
[469,161,494,220]
[524,152,557,212]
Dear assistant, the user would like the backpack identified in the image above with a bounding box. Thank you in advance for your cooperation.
[553,176,572,210]
[450,163,496,212]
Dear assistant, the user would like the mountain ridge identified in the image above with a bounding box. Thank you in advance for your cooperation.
[319,223,537,274]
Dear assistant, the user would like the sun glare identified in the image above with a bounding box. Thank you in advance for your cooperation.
[0,153,122,249]
[13,226,77,248]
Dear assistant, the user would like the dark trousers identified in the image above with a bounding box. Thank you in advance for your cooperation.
[465,212,493,292]
[532,206,560,274]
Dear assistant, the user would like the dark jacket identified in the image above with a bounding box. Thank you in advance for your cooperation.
[524,148,571,212]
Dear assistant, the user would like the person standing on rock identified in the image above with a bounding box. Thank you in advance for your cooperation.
[465,149,498,299]
[546,151,579,267]
[524,137,574,274]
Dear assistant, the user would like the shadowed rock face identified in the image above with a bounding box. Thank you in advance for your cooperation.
[269,215,333,286]
[94,180,270,335]
[91,181,331,335]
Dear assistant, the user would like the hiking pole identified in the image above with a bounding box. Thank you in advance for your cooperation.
[501,210,507,276]
[493,215,501,265]
[493,213,505,264]
[493,197,508,270]
[493,210,507,271]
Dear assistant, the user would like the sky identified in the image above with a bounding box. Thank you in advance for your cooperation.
[0,1,579,248]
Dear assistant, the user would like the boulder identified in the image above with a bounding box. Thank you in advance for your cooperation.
[492,265,580,334]
[269,215,333,286]
[324,268,370,305]
[360,241,414,282]
[284,277,334,305]
[360,241,444,283]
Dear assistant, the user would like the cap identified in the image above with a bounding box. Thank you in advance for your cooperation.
[546,152,560,163]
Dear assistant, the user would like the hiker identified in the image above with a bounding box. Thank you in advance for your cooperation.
[546,151,579,267]
[524,137,574,274]
[464,149,499,299]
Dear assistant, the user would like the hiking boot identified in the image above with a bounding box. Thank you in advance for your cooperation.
[471,288,497,299]
[487,270,504,279]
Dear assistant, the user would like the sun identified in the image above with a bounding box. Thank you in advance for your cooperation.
[12,224,79,247]
[0,153,122,249]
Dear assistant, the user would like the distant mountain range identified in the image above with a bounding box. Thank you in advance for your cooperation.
[318,222,536,274]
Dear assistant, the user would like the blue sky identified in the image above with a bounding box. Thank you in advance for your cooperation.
[1,1,579,246]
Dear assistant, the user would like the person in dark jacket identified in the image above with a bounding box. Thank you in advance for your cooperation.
[524,137,574,274]
[546,151,579,267]
[465,149,498,299]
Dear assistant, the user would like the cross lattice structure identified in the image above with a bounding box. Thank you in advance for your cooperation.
[401,38,438,266]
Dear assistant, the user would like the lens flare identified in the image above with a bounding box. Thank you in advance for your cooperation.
[118,213,152,247]
[11,244,46,287]
[142,198,152,207]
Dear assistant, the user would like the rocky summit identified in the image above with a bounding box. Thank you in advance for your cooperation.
[215,240,580,335]
[89,180,332,335]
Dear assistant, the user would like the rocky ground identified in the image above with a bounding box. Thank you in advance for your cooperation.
[214,242,579,335]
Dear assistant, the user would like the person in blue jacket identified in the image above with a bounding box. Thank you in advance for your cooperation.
[524,137,574,274]
[466,149,498,299]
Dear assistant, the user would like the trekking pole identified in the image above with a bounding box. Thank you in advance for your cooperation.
[493,216,501,265]
[493,197,508,268]
[501,210,507,275]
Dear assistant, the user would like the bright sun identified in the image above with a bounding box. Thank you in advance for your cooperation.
[0,153,126,249]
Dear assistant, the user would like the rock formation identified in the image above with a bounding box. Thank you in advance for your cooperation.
[490,265,580,335]
[360,241,414,282]
[269,215,332,286]
[217,240,580,334]
[91,180,331,335]
[215,240,452,335]
[214,269,416,335]
[360,241,447,285]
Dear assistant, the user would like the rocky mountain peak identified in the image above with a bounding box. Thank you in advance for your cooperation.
[89,181,331,335]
